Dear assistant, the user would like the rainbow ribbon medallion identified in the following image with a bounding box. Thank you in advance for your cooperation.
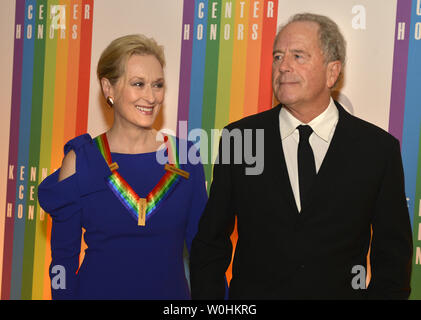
[94,133,182,226]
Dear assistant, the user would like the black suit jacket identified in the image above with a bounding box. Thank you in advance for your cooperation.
[190,101,413,299]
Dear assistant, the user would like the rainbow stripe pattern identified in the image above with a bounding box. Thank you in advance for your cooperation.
[94,133,181,225]
[176,0,279,284]
[177,0,279,185]
[2,0,421,301]
[389,0,421,299]
[1,0,94,300]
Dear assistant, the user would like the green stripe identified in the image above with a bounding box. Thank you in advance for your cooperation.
[21,0,47,300]
[32,0,58,299]
[94,136,107,160]
[212,0,235,186]
[109,174,138,210]
[410,127,421,298]
[201,0,222,185]
[98,134,180,222]
[214,0,234,131]
[167,136,179,166]
[149,175,177,203]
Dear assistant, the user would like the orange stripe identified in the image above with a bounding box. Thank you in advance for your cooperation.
[63,0,82,144]
[226,0,255,286]
[243,0,264,117]
[258,0,278,112]
[228,0,250,123]
[43,216,52,300]
[50,0,70,171]
[226,0,279,287]
[77,0,94,278]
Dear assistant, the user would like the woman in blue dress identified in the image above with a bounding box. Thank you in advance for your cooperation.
[37,34,208,299]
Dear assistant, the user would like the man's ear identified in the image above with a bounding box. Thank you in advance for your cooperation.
[326,61,342,89]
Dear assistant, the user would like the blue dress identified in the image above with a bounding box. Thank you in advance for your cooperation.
[37,134,208,300]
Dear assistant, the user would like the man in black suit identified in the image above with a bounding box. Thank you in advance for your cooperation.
[189,13,413,299]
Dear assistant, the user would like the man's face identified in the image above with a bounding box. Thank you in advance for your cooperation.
[272,21,338,111]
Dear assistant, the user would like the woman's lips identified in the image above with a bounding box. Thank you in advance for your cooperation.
[135,105,154,115]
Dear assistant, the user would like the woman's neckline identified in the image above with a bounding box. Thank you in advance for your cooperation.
[110,150,158,156]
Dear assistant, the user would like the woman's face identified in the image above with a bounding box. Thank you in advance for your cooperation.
[111,54,165,130]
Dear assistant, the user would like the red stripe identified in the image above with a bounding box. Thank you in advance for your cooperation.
[95,134,178,219]
[75,0,94,135]
[99,134,112,164]
[113,171,139,201]
[257,0,278,112]
[148,172,174,200]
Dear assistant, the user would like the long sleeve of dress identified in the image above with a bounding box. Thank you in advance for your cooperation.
[38,134,208,299]
[37,134,97,299]
[38,170,82,299]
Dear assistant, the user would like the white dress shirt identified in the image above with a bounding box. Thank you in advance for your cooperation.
[279,98,339,212]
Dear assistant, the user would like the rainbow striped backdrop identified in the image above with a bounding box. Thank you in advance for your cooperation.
[177,0,278,186]
[2,0,93,300]
[391,0,421,299]
[176,0,421,298]
[1,0,421,300]
[176,0,279,284]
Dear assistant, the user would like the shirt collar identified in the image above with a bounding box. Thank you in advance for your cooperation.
[279,97,338,142]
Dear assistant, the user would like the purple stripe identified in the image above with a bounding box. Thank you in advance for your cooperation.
[107,177,139,221]
[107,174,181,224]
[2,0,26,300]
[146,176,180,221]
[176,0,194,138]
[389,0,412,145]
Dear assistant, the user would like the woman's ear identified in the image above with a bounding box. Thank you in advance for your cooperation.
[101,78,115,107]
[100,77,113,99]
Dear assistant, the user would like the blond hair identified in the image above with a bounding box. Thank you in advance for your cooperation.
[97,34,165,85]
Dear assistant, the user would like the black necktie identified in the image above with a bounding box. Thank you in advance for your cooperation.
[297,125,316,209]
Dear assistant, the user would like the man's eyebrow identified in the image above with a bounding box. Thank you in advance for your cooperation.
[290,49,310,56]
[272,49,309,55]
[272,49,284,55]
[291,49,307,53]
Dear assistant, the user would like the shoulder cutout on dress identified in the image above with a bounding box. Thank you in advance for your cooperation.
[64,133,93,155]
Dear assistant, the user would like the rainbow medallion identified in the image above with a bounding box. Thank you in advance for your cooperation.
[94,133,185,226]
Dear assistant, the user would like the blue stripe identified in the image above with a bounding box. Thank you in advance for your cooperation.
[107,174,181,224]
[10,0,36,299]
[401,0,421,226]
[107,178,139,221]
[146,176,180,220]
[188,0,208,132]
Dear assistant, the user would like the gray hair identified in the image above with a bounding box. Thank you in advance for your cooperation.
[275,13,347,85]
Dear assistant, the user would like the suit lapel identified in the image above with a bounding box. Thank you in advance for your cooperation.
[260,102,358,217]
[300,101,358,214]
[265,104,300,216]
